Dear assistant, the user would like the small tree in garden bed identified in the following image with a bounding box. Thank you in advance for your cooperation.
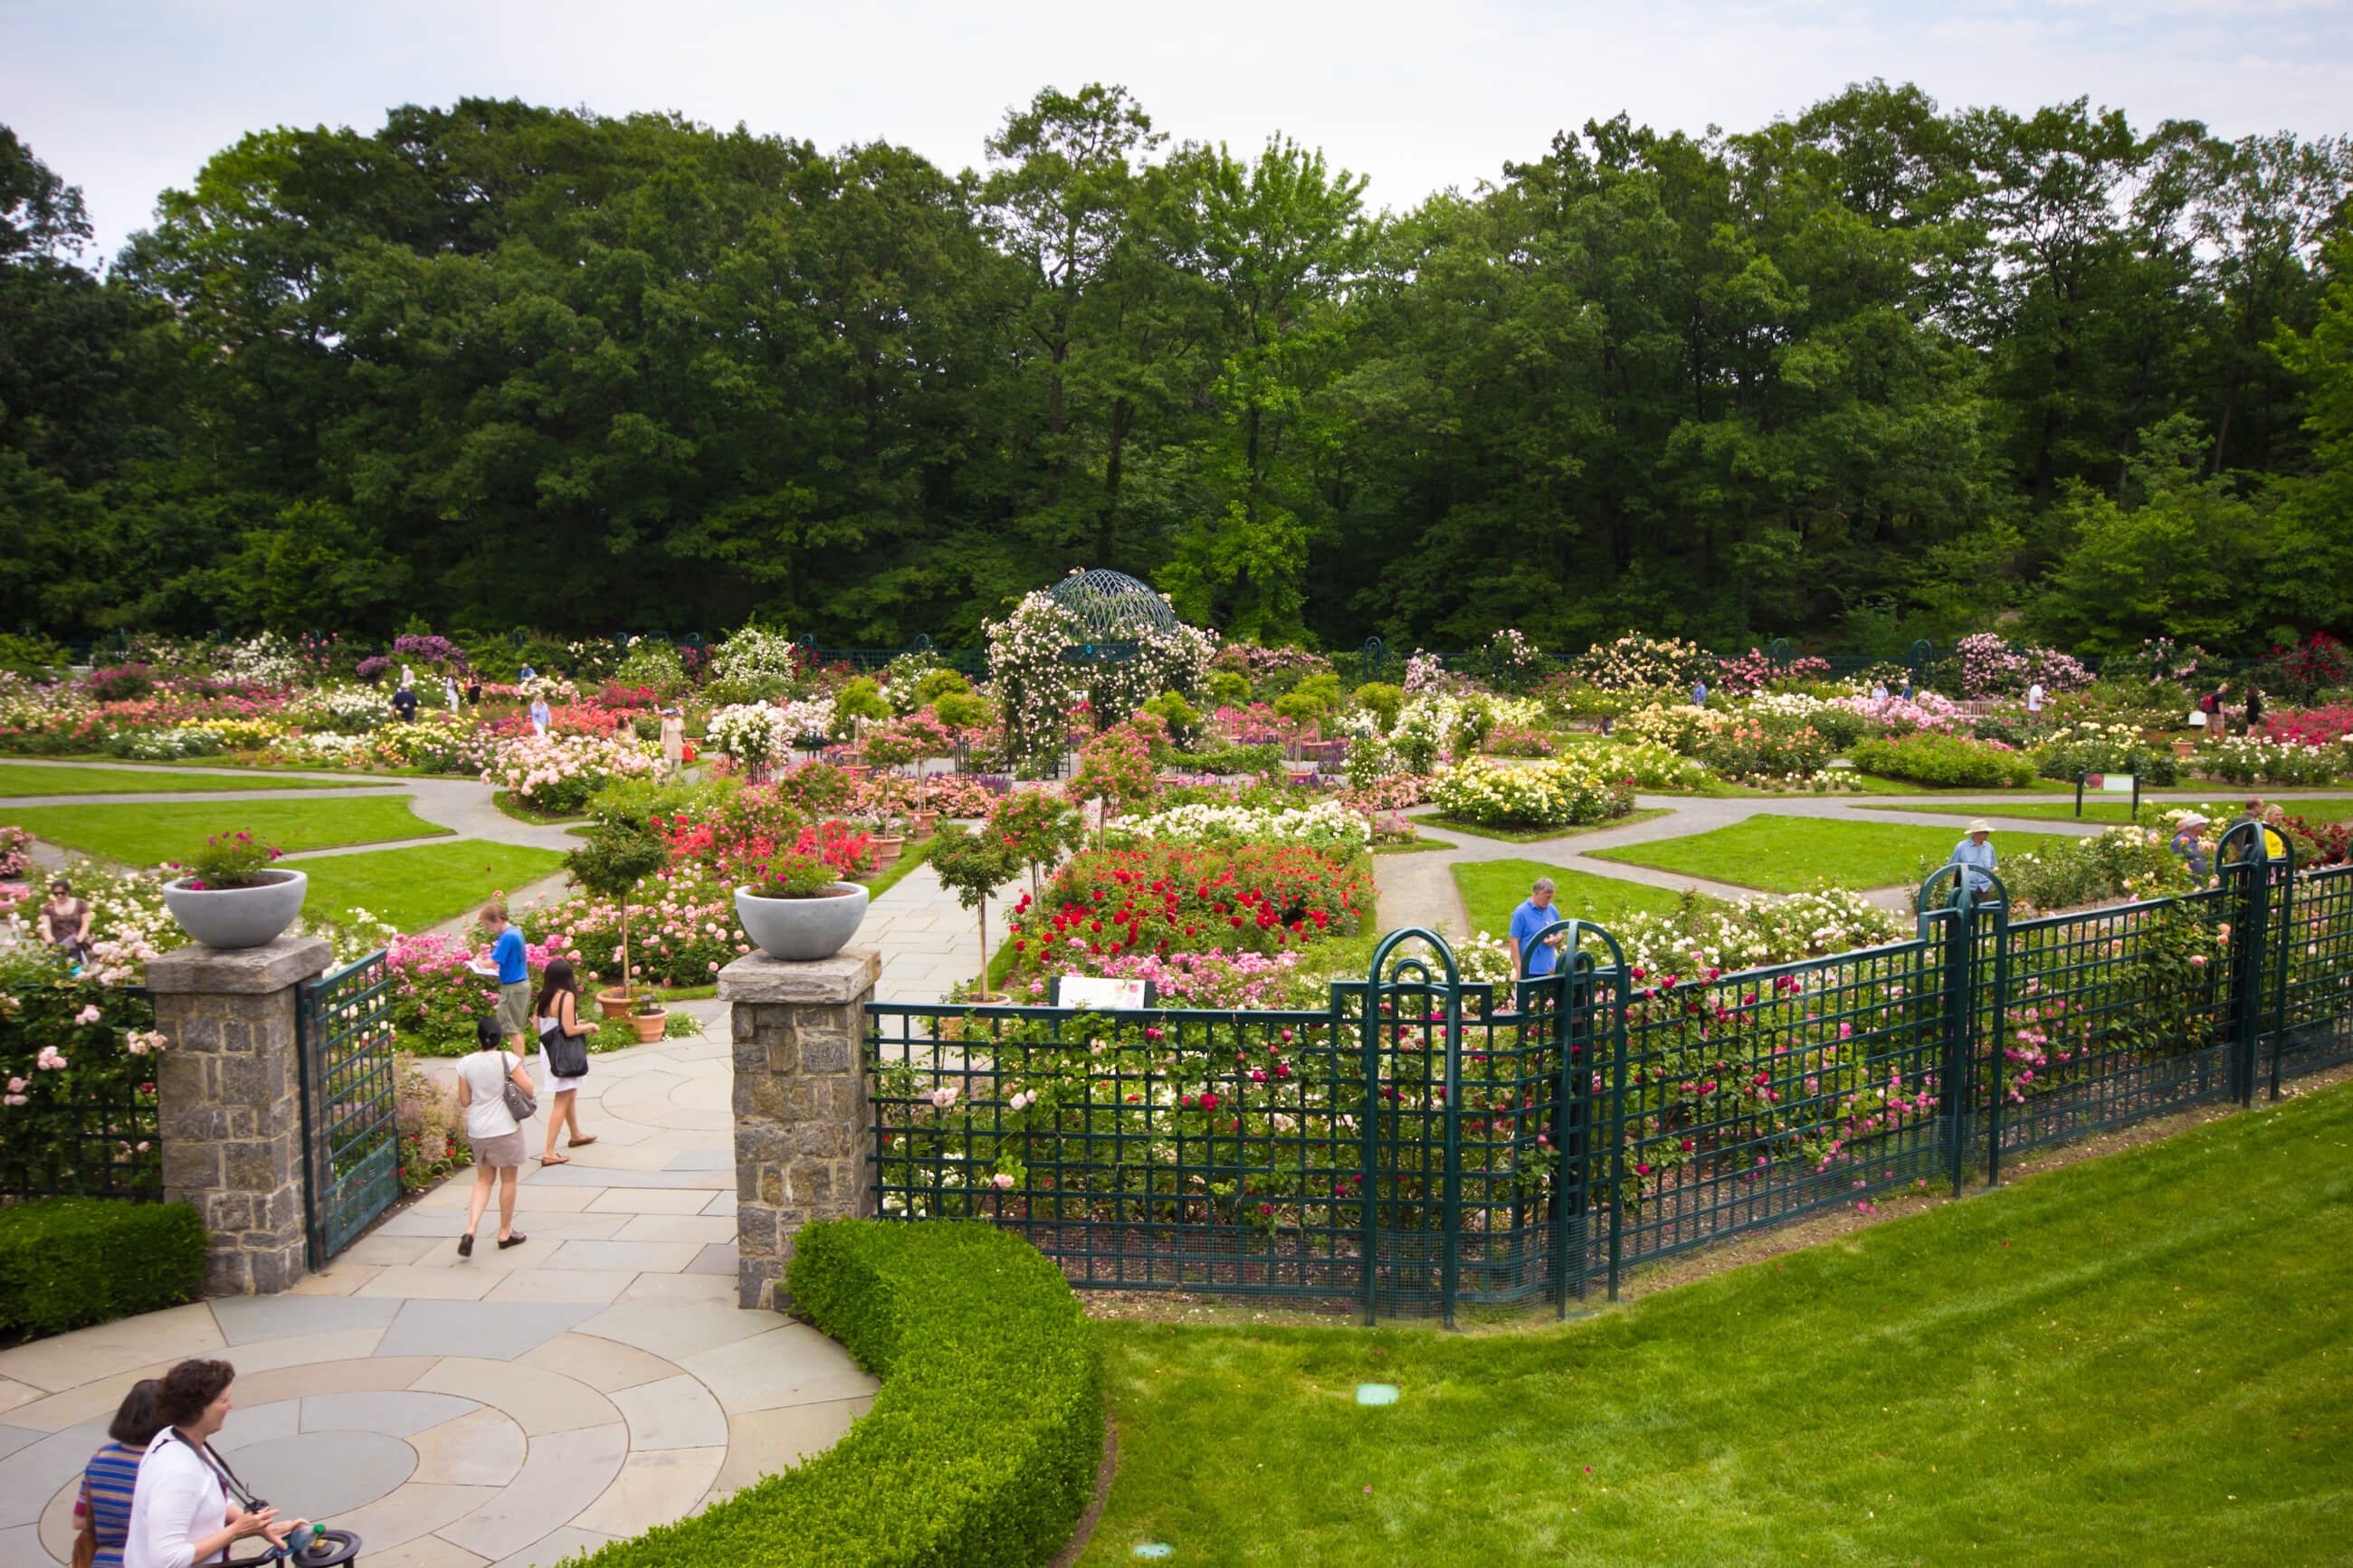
[994,790,1085,900]
[1068,722,1157,849]
[563,821,670,1002]
[929,823,1022,998]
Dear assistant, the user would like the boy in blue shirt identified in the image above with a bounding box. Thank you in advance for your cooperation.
[1506,877,1567,979]
[468,899,534,1052]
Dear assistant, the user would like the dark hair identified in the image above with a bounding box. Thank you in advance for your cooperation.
[156,1359,235,1428]
[109,1378,165,1446]
[475,1018,503,1052]
[49,879,70,894]
[531,958,578,1020]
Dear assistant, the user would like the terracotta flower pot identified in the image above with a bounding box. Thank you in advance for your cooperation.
[596,986,634,1020]
[630,1009,668,1043]
[870,835,905,871]
[910,811,938,839]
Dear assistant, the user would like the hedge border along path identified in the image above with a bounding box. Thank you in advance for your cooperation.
[0,1198,206,1338]
[576,1220,1105,1568]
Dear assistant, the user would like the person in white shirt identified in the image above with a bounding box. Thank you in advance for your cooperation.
[125,1358,302,1568]
[2025,679,2045,731]
[454,1018,534,1255]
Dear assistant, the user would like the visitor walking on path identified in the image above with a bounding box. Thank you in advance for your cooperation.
[2246,685,2265,736]
[1948,822,1999,903]
[529,694,553,736]
[530,957,597,1165]
[1691,677,1709,708]
[393,681,419,723]
[2025,679,2045,733]
[660,707,686,775]
[72,1378,162,1568]
[1505,876,1567,981]
[468,900,533,1051]
[124,1358,304,1568]
[444,674,461,713]
[454,1020,532,1256]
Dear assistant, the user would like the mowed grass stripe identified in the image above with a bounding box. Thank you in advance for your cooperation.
[1587,815,2091,893]
[1452,860,1729,940]
[0,762,360,795]
[0,796,452,868]
[1079,1080,2353,1566]
[297,841,567,933]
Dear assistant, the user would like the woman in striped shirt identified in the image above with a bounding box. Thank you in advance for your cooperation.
[73,1378,163,1568]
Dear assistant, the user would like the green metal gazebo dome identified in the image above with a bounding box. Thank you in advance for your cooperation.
[1047,568,1178,641]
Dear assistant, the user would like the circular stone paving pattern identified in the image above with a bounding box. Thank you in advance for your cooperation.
[219,1429,419,1520]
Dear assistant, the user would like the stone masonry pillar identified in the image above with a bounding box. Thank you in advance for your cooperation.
[718,947,881,1310]
[145,936,333,1296]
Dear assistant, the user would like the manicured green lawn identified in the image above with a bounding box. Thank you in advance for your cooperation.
[1860,796,2353,827]
[1415,806,1676,845]
[0,796,452,867]
[297,841,567,931]
[0,762,358,795]
[1452,860,1727,939]
[1588,815,2091,893]
[1078,1079,2353,1566]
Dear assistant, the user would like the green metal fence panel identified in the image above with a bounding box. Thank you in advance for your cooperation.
[2274,862,2353,1088]
[1990,889,2236,1164]
[1594,934,1956,1289]
[866,856,2353,1321]
[0,985,161,1201]
[296,952,400,1264]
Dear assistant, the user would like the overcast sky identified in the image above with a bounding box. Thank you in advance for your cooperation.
[8,0,2351,262]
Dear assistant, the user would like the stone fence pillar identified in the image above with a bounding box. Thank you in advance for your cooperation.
[145,936,332,1296]
[718,947,881,1310]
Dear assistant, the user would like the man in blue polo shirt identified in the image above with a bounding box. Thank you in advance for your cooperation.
[1506,876,1567,980]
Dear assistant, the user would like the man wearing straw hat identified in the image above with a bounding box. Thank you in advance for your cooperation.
[1948,821,1998,904]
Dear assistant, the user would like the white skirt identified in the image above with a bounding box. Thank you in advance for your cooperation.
[532,1021,588,1094]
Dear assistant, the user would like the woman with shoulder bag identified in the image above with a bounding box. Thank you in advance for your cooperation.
[454,1019,533,1256]
[531,958,597,1165]
[124,1358,304,1568]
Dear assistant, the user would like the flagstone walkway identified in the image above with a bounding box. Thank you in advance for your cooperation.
[0,1021,879,1568]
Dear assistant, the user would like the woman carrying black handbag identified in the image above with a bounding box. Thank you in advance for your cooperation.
[531,958,598,1165]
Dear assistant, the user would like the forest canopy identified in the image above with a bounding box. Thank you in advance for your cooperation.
[1,82,2349,656]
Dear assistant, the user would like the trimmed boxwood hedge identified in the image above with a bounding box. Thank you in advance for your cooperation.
[577,1220,1104,1568]
[0,1198,206,1337]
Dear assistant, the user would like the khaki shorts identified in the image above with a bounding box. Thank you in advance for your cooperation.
[497,980,534,1037]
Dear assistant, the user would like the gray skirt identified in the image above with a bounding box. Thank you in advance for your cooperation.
[472,1128,528,1170]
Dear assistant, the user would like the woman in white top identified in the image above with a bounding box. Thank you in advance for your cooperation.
[125,1357,302,1568]
[530,957,597,1165]
[454,1018,534,1256]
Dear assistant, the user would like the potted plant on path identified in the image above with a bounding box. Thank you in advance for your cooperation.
[928,822,1021,1003]
[161,832,308,948]
[731,822,876,961]
[564,820,672,1035]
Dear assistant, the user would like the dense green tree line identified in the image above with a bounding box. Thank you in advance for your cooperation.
[1,83,2348,654]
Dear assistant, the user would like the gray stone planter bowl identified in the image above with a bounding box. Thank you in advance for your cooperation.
[733,882,870,962]
[162,870,309,950]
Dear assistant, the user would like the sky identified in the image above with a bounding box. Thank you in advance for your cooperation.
[7,0,2352,262]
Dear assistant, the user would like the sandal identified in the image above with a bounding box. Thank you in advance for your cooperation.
[539,1153,570,1165]
[497,1232,528,1250]
[566,1135,598,1147]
